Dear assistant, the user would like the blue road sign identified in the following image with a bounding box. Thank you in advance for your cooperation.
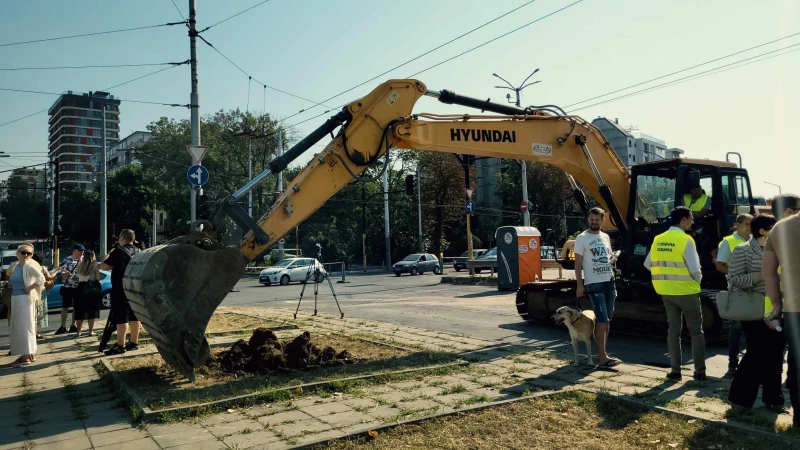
[465,200,476,214]
[187,165,209,186]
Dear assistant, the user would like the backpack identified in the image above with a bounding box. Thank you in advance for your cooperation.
[116,245,139,273]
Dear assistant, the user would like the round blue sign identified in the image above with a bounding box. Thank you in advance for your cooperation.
[187,165,209,186]
[465,200,476,214]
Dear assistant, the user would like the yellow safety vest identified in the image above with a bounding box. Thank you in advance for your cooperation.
[650,229,701,295]
[765,266,783,315]
[683,193,708,212]
[719,234,745,255]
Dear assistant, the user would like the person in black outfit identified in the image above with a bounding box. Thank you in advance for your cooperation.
[99,229,140,355]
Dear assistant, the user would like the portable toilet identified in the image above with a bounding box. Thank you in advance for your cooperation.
[496,226,542,291]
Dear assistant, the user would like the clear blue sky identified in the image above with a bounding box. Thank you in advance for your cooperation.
[1,0,798,197]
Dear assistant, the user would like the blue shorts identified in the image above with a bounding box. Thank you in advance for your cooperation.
[585,280,617,323]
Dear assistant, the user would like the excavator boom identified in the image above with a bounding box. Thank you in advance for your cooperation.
[124,79,634,378]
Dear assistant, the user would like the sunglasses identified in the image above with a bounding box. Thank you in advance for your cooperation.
[19,251,32,256]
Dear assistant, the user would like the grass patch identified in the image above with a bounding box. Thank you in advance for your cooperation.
[322,391,766,449]
[108,331,464,412]
[440,384,468,395]
[453,395,490,409]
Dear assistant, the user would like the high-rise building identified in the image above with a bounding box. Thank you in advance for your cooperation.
[90,130,152,176]
[591,117,684,168]
[47,91,120,190]
[8,168,46,191]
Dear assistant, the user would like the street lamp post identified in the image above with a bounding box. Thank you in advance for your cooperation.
[763,181,782,195]
[493,69,541,227]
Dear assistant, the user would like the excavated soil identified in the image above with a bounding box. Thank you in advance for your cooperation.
[211,329,354,374]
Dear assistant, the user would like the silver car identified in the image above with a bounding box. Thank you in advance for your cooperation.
[259,258,327,286]
[393,253,441,276]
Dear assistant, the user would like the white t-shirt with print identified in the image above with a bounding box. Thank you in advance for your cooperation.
[573,230,614,286]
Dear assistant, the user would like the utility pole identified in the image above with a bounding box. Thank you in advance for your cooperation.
[416,167,423,252]
[189,0,201,222]
[383,168,391,271]
[152,202,157,247]
[362,186,366,272]
[277,130,283,192]
[53,159,60,267]
[247,139,253,216]
[493,70,540,227]
[99,99,108,257]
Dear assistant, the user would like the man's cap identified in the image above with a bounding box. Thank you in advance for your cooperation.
[73,243,86,251]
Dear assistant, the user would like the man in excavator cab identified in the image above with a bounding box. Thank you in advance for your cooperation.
[684,182,711,218]
[121,79,755,379]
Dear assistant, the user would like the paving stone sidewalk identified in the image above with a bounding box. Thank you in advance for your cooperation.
[1,306,796,450]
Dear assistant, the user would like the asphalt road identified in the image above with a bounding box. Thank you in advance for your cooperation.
[1,271,730,376]
[223,272,730,376]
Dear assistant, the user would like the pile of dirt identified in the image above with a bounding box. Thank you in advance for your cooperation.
[213,329,354,374]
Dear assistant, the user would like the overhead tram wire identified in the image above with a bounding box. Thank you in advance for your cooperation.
[564,31,800,109]
[270,0,537,122]
[0,86,188,107]
[569,42,800,113]
[196,0,272,34]
[0,62,183,71]
[196,35,337,111]
[0,21,186,48]
[277,0,584,128]
[0,63,189,130]
[170,0,187,21]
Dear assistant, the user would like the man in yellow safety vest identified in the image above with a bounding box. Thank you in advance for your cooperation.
[683,183,711,218]
[645,206,706,381]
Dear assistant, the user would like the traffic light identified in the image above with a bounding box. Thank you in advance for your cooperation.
[197,194,212,220]
[405,174,414,195]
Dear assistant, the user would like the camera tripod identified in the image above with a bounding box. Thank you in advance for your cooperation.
[293,243,344,319]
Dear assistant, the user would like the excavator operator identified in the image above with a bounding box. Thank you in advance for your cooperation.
[684,183,711,218]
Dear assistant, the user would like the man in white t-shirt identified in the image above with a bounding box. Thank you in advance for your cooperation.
[574,207,620,368]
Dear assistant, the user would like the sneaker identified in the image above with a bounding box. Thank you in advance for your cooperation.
[666,371,682,381]
[103,345,126,356]
[124,342,139,351]
[54,326,67,335]
[693,371,707,381]
[68,325,78,333]
[723,367,736,379]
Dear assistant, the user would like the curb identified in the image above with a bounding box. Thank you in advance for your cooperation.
[290,387,800,449]
[440,276,498,286]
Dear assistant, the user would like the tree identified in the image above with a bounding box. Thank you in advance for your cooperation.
[0,179,49,238]
[59,187,100,245]
[107,165,157,243]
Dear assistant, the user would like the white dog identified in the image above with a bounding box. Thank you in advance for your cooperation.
[552,306,596,367]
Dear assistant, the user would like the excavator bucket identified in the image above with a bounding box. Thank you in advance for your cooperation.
[123,238,246,379]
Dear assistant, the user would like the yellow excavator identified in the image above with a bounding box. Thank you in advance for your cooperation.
[124,79,755,378]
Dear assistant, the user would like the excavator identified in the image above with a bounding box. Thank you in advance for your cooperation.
[123,79,755,378]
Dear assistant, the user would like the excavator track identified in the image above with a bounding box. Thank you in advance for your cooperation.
[123,236,246,379]
[515,281,727,343]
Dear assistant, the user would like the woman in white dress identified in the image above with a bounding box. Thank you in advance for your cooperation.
[9,244,45,364]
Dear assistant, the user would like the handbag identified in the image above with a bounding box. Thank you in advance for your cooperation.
[44,278,55,291]
[716,290,765,321]
[84,279,102,298]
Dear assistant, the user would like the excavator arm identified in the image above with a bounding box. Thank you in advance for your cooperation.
[239,81,631,261]
[124,79,633,378]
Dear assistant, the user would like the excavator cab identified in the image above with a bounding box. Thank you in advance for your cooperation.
[625,158,754,289]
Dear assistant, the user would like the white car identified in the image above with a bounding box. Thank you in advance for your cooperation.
[259,258,327,286]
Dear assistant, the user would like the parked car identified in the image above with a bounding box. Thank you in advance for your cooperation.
[453,249,487,272]
[47,270,113,310]
[259,257,327,286]
[470,247,497,274]
[1,250,17,280]
[393,253,441,276]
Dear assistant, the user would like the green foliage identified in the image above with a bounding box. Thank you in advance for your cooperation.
[0,178,49,237]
